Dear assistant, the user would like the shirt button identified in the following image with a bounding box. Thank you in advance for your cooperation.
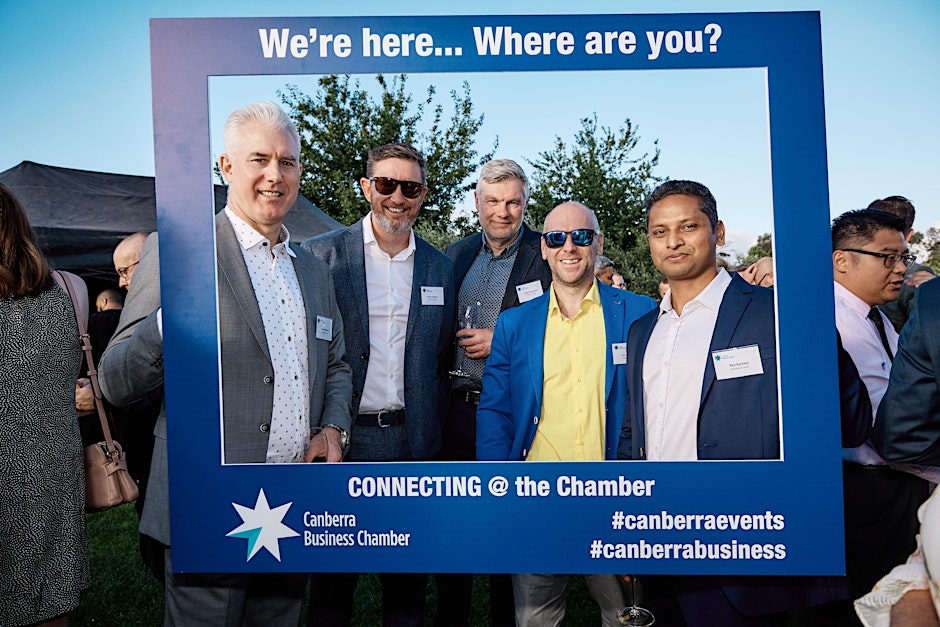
[259,423,270,432]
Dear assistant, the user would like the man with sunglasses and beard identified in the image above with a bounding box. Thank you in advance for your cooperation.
[303,143,454,627]
[476,201,656,626]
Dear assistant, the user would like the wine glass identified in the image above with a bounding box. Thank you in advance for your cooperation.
[448,302,480,378]
[618,575,655,626]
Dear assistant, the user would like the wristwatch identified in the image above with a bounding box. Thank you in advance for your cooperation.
[323,424,350,456]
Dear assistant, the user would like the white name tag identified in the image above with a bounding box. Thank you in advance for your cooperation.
[316,315,333,341]
[421,286,444,306]
[611,342,627,365]
[516,280,543,303]
[712,344,764,380]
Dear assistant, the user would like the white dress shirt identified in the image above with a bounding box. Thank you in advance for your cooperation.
[224,208,309,463]
[643,269,732,460]
[358,215,415,414]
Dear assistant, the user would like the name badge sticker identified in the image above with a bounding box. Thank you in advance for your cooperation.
[421,286,444,306]
[612,342,627,365]
[516,280,543,303]
[712,344,764,380]
[316,315,333,341]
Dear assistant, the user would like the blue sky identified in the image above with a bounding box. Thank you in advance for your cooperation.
[2,0,937,258]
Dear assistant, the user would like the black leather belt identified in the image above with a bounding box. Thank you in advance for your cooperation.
[356,409,405,427]
[458,390,481,405]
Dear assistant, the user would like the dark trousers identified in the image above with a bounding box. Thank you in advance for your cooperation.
[434,396,515,626]
[842,463,930,597]
[307,572,426,627]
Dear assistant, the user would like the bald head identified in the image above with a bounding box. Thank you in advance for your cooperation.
[541,202,604,292]
[96,288,124,312]
[113,232,149,290]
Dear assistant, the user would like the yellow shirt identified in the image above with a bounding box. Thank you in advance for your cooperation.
[528,281,606,461]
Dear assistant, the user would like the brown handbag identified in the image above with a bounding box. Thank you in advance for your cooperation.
[55,271,139,512]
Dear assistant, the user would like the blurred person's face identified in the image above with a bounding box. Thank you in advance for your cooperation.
[596,266,614,286]
[113,249,139,290]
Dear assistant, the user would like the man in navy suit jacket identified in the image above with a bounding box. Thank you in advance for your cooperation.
[618,180,838,626]
[303,143,454,627]
[477,201,656,626]
[437,159,553,627]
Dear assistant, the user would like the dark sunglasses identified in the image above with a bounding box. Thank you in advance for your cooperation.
[543,229,599,248]
[369,176,426,199]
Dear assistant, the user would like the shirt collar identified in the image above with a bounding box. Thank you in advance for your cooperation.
[549,279,602,319]
[833,280,874,319]
[480,226,524,257]
[362,213,416,260]
[224,207,295,257]
[659,268,731,315]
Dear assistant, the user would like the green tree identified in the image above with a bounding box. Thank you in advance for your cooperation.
[737,232,773,266]
[279,74,494,232]
[525,114,662,297]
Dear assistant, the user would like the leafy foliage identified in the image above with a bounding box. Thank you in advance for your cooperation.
[737,232,774,267]
[279,74,494,231]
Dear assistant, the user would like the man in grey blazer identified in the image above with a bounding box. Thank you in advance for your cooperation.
[99,102,353,626]
[303,143,455,627]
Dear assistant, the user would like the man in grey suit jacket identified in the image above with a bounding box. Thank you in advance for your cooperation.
[99,102,353,626]
[303,143,454,627]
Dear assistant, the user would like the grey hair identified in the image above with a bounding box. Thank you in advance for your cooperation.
[224,102,300,155]
[594,255,614,273]
[477,159,529,200]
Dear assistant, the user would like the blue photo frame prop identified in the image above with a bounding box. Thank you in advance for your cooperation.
[151,12,842,574]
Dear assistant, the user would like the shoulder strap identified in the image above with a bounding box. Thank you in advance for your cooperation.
[54,271,118,455]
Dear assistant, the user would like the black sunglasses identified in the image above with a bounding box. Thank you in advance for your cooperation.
[369,176,426,199]
[543,229,599,248]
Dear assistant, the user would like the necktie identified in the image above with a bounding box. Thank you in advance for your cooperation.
[867,306,894,362]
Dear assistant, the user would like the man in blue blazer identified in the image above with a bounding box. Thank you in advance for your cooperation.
[303,143,454,627]
[477,201,656,626]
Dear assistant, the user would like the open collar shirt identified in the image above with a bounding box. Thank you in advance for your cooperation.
[643,269,732,461]
[358,215,415,414]
[224,207,309,464]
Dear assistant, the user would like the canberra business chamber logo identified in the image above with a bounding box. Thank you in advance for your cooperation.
[227,488,299,561]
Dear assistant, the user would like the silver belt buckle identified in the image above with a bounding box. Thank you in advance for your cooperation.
[377,410,392,428]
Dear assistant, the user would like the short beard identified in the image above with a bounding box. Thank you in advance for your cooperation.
[372,208,416,235]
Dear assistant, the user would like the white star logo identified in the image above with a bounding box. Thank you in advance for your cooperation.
[226,488,299,562]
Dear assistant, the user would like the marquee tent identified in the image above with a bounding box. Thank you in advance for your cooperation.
[0,161,343,279]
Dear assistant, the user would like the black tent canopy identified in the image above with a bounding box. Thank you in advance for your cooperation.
[0,161,343,279]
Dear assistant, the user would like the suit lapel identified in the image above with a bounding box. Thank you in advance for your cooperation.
[344,222,369,340]
[501,226,538,311]
[701,276,752,405]
[452,236,480,295]
[290,243,320,396]
[406,240,428,346]
[630,310,658,454]
[528,294,550,411]
[600,285,623,401]
[215,216,270,362]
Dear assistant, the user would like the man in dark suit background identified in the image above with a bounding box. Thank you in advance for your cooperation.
[303,142,455,627]
[619,180,838,626]
[99,102,353,624]
[436,159,552,626]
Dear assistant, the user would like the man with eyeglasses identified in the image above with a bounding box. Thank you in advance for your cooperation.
[113,231,149,291]
[303,142,454,627]
[477,201,655,626]
[436,158,552,627]
[831,208,931,614]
